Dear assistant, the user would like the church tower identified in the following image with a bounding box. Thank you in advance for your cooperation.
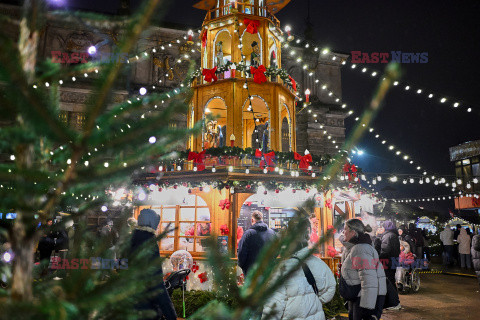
[188,0,297,153]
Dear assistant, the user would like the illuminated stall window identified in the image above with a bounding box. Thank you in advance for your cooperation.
[136,194,211,255]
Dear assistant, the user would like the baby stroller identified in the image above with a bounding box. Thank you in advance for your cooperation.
[164,269,190,296]
[164,269,191,318]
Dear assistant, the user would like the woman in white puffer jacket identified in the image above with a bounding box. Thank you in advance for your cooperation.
[341,219,387,320]
[262,218,336,320]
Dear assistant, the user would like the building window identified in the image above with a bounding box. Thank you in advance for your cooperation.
[455,156,479,191]
[59,110,85,131]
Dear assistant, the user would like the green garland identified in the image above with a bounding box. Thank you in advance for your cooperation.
[178,146,331,167]
[188,61,298,91]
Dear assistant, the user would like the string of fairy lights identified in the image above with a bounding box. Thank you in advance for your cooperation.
[20,17,479,205]
[390,193,479,203]
[282,29,478,115]
[276,30,480,196]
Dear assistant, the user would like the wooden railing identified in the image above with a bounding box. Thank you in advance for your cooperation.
[203,2,281,29]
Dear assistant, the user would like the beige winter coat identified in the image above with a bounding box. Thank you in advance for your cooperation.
[341,242,387,309]
[262,247,336,320]
[457,228,472,255]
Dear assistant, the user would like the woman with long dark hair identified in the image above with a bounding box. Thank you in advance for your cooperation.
[341,219,387,320]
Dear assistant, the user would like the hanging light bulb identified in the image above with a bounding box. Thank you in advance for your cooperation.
[457,178,462,185]
[474,178,479,184]
[419,179,424,184]
[403,179,407,184]
[212,166,216,173]
[425,177,430,183]
[409,178,414,184]
[467,183,472,189]
[377,175,382,181]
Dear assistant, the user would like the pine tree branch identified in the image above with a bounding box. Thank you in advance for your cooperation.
[82,0,165,138]
[0,33,76,144]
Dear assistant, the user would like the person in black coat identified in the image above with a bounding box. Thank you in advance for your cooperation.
[130,209,177,320]
[37,219,55,262]
[237,210,276,276]
[375,221,401,289]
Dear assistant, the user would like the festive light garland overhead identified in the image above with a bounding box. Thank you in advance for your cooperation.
[281,30,479,115]
[389,193,479,203]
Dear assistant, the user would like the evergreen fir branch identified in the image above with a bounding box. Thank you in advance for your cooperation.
[0,33,76,144]
[82,0,165,137]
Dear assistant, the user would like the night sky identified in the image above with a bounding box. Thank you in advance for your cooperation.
[8,0,480,213]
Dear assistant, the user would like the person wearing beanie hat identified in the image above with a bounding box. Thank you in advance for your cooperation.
[130,209,177,320]
[374,220,400,289]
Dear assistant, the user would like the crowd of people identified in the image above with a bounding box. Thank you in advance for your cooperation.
[3,209,480,320]
[440,224,477,270]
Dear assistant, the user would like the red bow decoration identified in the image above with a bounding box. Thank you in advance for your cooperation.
[202,67,217,82]
[220,224,230,235]
[327,245,337,257]
[342,161,358,181]
[325,198,332,209]
[327,225,336,234]
[201,30,207,48]
[288,75,297,92]
[198,272,208,283]
[219,199,231,210]
[255,149,276,171]
[243,18,260,34]
[294,152,313,173]
[188,150,206,171]
[250,65,267,84]
[245,201,252,206]
[191,261,199,273]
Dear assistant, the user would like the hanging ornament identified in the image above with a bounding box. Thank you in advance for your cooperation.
[220,224,230,235]
[198,272,208,283]
[243,18,260,34]
[250,65,267,84]
[202,67,218,82]
[191,261,199,273]
[219,199,231,210]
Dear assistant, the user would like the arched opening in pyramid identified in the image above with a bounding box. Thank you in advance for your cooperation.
[212,29,232,69]
[281,103,291,152]
[242,96,270,150]
[241,31,262,67]
[203,97,227,149]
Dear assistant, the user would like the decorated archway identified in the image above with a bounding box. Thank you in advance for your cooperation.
[203,97,227,148]
[242,96,270,149]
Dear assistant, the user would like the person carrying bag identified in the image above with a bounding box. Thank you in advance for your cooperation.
[340,219,387,320]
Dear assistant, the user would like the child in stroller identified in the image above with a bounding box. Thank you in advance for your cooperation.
[395,240,421,293]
